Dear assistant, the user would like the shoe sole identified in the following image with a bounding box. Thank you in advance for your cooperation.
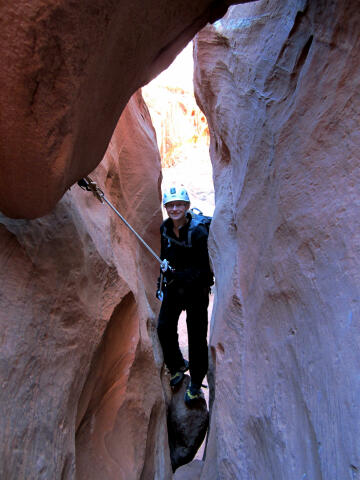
[184,391,204,405]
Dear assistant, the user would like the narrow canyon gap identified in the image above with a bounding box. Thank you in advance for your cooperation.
[0,1,359,480]
[144,42,216,471]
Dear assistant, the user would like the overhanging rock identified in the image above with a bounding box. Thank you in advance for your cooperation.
[0,0,256,219]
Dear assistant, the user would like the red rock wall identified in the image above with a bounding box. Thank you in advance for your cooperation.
[194,1,360,478]
[0,91,171,480]
[0,0,255,219]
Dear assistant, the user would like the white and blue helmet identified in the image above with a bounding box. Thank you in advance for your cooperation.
[162,186,190,206]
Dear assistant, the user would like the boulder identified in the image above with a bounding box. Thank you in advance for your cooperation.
[194,1,360,478]
[168,376,209,471]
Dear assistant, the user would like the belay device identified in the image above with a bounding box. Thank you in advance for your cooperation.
[78,176,173,301]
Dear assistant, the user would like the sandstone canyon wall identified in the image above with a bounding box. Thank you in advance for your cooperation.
[0,2,262,478]
[194,1,360,479]
[0,0,255,219]
[0,91,172,480]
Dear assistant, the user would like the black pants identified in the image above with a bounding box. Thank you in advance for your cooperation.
[157,285,209,387]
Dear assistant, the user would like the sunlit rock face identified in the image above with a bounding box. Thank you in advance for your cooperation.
[0,0,254,219]
[143,44,210,169]
[143,43,215,215]
[194,1,360,479]
[0,91,170,480]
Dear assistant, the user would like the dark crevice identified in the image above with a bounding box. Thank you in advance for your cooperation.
[292,34,313,77]
[139,403,162,480]
[61,454,73,480]
[214,136,231,164]
[278,2,310,60]
[264,4,314,105]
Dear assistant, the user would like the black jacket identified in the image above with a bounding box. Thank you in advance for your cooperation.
[160,213,213,289]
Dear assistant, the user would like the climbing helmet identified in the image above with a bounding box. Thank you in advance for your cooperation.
[162,186,190,206]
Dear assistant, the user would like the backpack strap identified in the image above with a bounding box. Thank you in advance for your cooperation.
[187,217,202,247]
[161,211,211,248]
[162,231,192,248]
[161,221,192,248]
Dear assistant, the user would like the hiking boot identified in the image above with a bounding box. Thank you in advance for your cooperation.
[170,370,185,387]
[179,359,189,372]
[184,381,204,406]
[169,360,189,387]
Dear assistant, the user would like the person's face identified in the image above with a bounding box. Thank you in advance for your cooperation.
[165,201,189,223]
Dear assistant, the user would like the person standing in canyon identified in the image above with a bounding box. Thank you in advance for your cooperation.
[157,186,213,406]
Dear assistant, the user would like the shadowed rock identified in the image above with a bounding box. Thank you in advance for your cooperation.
[174,459,204,479]
[0,91,170,480]
[168,376,209,471]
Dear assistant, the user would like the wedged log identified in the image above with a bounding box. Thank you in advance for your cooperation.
[0,91,170,479]
[194,1,360,479]
[0,0,255,219]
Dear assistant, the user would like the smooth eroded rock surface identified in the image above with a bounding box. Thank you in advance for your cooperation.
[174,459,204,480]
[0,0,255,219]
[194,1,360,479]
[0,91,169,480]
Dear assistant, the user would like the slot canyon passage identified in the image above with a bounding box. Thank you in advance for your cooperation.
[0,1,360,479]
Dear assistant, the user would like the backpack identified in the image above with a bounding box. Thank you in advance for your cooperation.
[186,208,212,247]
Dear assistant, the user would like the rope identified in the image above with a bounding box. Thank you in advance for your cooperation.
[78,176,170,272]
[102,196,162,264]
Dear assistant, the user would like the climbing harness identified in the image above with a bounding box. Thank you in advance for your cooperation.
[78,176,173,286]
